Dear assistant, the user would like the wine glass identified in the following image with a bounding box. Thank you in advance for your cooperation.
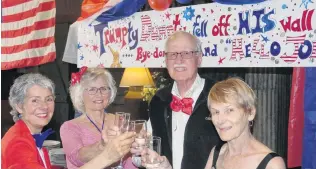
[119,114,132,133]
[115,112,126,132]
[134,120,147,149]
[142,136,161,168]
[126,120,135,132]
[112,112,131,169]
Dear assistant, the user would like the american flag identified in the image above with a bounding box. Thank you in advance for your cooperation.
[1,0,56,70]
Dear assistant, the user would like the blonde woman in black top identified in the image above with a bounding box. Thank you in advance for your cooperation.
[204,77,286,169]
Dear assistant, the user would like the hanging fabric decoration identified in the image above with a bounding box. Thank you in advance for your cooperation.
[78,0,110,21]
[176,0,192,5]
[96,0,146,22]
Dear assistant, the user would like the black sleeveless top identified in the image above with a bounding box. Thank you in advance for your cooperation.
[211,144,280,169]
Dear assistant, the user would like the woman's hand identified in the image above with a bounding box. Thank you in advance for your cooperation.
[141,148,172,169]
[130,142,143,156]
[100,131,136,164]
[101,125,120,145]
[130,132,152,156]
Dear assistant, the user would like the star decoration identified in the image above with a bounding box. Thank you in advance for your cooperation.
[202,8,206,12]
[92,45,98,52]
[77,43,82,49]
[183,7,195,21]
[173,14,181,29]
[261,35,269,43]
[309,33,314,38]
[85,44,89,48]
[211,9,214,14]
[80,55,84,60]
[165,12,171,20]
[300,0,314,9]
[218,57,226,64]
[282,4,288,9]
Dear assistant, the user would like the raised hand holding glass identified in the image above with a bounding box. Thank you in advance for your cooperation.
[142,136,162,168]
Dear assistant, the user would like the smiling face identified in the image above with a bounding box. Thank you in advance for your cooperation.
[209,101,254,141]
[165,33,202,83]
[17,85,55,132]
[83,76,111,112]
[207,78,257,142]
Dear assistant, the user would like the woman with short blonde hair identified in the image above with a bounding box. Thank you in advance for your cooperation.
[205,77,286,169]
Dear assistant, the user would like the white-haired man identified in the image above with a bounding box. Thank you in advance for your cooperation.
[132,31,222,169]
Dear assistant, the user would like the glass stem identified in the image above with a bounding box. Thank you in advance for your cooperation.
[119,157,123,166]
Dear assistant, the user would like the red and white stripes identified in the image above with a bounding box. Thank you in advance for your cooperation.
[1,0,56,70]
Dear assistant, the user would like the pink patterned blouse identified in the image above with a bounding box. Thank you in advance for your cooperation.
[60,121,137,169]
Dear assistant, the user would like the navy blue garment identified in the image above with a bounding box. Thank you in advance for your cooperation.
[32,128,55,149]
[95,0,146,23]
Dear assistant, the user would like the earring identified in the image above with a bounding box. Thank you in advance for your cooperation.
[249,120,253,127]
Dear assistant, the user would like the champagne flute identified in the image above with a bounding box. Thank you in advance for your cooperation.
[112,112,131,169]
[120,120,136,135]
[120,114,131,133]
[126,120,136,132]
[142,136,161,168]
[134,120,147,148]
[131,120,147,163]
[115,112,126,134]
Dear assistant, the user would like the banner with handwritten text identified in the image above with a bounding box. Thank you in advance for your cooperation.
[77,0,316,68]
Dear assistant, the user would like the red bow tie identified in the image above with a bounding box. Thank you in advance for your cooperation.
[170,95,194,115]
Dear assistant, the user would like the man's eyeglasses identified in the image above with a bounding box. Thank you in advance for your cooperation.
[165,51,200,60]
[86,87,111,95]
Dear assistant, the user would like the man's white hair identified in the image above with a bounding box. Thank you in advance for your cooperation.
[165,31,202,53]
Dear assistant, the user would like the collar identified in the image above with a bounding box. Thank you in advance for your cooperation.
[171,74,203,98]
[16,120,54,149]
[153,77,215,105]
